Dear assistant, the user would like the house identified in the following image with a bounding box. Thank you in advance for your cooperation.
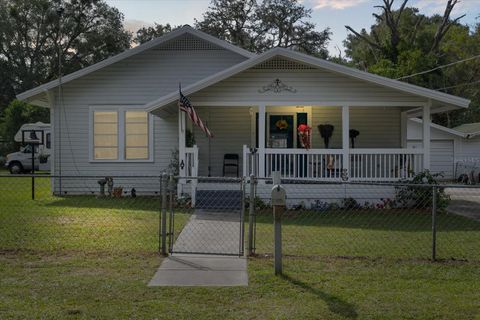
[408,119,480,181]
[17,26,470,204]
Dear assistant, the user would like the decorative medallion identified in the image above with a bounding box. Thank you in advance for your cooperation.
[258,78,297,93]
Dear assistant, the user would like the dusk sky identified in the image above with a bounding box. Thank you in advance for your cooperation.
[105,0,480,55]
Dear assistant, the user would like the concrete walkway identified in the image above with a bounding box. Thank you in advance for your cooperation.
[172,209,242,255]
[148,254,248,286]
[148,209,247,287]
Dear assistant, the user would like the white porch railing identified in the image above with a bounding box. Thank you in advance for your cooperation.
[349,149,423,181]
[185,145,199,178]
[184,145,199,205]
[243,145,424,181]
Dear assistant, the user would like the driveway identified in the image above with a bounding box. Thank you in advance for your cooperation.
[446,187,480,221]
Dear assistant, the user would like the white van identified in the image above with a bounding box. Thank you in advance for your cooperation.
[5,122,51,173]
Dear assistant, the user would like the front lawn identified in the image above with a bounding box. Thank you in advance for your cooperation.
[1,176,480,319]
[1,252,479,319]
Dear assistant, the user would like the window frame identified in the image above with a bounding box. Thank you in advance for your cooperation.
[89,106,154,163]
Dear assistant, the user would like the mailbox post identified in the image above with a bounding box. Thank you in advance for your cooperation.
[271,171,286,275]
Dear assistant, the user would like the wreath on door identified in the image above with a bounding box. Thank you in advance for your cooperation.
[275,119,289,130]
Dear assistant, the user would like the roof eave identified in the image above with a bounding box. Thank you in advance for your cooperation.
[146,48,470,113]
[16,26,255,102]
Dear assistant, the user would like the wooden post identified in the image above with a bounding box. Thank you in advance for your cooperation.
[161,172,168,256]
[178,108,186,197]
[258,104,266,179]
[342,105,350,179]
[423,101,431,171]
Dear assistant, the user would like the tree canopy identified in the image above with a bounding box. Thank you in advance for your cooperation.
[344,0,480,127]
[0,0,131,111]
[195,0,331,57]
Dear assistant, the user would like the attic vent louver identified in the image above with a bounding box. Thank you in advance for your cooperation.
[253,57,315,70]
[155,34,225,51]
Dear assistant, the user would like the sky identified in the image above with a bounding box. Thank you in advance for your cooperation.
[105,0,480,55]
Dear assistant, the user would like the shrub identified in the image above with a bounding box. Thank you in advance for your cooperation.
[395,170,450,210]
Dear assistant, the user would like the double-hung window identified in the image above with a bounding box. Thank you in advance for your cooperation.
[91,107,152,161]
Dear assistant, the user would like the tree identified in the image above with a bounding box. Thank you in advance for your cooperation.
[134,23,174,44]
[255,0,330,57]
[0,99,50,152]
[0,0,132,113]
[195,0,256,51]
[343,0,479,127]
[195,0,330,56]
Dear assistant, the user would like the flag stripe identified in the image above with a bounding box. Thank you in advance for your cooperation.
[178,89,213,138]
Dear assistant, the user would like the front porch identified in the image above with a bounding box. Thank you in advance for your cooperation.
[180,104,432,182]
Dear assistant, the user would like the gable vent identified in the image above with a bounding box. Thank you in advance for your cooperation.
[154,34,226,51]
[253,57,315,70]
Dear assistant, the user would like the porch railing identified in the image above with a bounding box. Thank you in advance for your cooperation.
[243,145,424,181]
[184,145,199,206]
[349,149,423,181]
[184,145,199,178]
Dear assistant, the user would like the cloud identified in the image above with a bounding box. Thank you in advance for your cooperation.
[308,0,369,10]
[411,0,477,16]
[124,19,154,34]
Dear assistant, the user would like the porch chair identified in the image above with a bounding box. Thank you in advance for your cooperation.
[223,154,239,177]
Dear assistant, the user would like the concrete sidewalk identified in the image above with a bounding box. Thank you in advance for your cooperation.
[148,254,248,287]
[172,209,242,255]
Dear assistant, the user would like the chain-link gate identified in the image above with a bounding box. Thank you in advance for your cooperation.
[166,176,245,256]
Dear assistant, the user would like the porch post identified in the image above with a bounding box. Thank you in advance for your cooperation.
[400,111,408,148]
[178,108,186,195]
[342,105,350,179]
[258,104,266,178]
[422,101,431,171]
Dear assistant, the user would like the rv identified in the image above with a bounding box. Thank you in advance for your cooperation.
[4,122,51,173]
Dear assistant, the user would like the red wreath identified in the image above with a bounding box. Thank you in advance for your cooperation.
[297,124,311,150]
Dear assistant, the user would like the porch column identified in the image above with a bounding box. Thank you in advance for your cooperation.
[400,111,408,148]
[258,104,266,178]
[342,105,350,179]
[422,101,431,170]
[178,108,186,195]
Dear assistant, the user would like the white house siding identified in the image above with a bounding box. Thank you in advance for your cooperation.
[310,107,401,149]
[189,67,427,105]
[189,106,402,176]
[50,35,248,193]
[193,107,252,177]
[407,119,480,180]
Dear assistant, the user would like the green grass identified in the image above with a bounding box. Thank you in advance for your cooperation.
[0,252,479,319]
[254,209,480,261]
[0,176,190,253]
[1,176,480,319]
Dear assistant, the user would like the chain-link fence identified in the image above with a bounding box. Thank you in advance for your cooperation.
[0,175,169,254]
[249,177,480,266]
[1,174,479,265]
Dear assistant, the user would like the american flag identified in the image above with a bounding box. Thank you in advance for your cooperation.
[178,87,213,138]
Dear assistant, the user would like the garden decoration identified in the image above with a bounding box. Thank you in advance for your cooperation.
[297,123,312,150]
[349,129,360,148]
[318,124,334,148]
[275,119,289,130]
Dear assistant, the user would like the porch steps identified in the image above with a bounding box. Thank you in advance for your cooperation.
[196,190,243,211]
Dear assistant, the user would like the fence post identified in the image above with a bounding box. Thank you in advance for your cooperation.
[432,185,437,261]
[160,172,168,256]
[168,173,175,253]
[248,174,256,256]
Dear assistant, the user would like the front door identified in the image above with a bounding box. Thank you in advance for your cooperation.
[268,115,295,148]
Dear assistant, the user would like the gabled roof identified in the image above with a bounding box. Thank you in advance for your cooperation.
[409,118,480,139]
[16,25,255,103]
[146,47,470,114]
[453,122,480,136]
